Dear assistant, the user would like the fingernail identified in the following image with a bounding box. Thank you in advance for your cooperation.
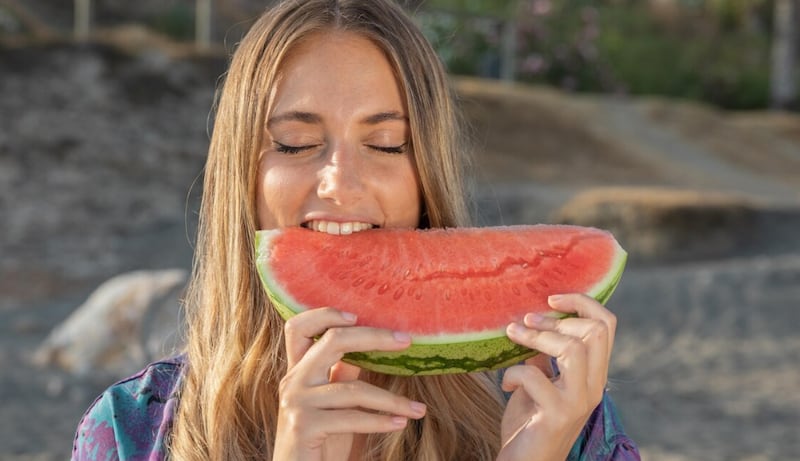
[548,294,564,304]
[525,313,545,326]
[393,331,411,343]
[507,322,525,335]
[410,401,426,415]
[391,416,408,427]
[341,311,357,322]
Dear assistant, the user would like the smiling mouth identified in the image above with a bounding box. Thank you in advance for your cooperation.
[302,220,378,235]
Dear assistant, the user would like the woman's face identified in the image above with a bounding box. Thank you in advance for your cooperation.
[256,31,421,234]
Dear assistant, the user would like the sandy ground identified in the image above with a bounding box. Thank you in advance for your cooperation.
[1,43,800,460]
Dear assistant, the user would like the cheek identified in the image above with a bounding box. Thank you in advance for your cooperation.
[389,160,422,227]
[256,162,304,230]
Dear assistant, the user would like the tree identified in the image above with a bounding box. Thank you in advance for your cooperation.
[196,0,211,49]
[770,0,798,109]
[422,0,523,81]
[74,0,90,41]
[0,0,56,39]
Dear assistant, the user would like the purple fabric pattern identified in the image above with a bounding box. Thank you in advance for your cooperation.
[72,356,183,461]
[567,394,641,460]
[72,355,639,460]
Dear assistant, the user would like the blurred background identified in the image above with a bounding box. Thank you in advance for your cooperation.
[1,1,798,460]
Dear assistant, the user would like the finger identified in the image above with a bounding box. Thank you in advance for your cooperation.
[501,363,560,408]
[298,326,411,386]
[284,307,357,368]
[314,409,412,436]
[548,294,617,343]
[524,314,610,399]
[506,323,588,393]
[305,381,427,419]
[524,315,610,368]
[523,351,556,379]
[329,361,361,383]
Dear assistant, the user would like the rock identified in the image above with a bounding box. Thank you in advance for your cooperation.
[33,269,188,377]
[550,186,759,262]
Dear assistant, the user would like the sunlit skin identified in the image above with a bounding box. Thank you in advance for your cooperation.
[256,32,420,234]
[262,31,618,461]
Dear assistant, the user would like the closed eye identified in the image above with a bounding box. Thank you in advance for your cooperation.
[368,143,407,154]
[274,142,320,154]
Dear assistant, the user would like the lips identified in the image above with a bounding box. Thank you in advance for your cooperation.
[303,220,377,235]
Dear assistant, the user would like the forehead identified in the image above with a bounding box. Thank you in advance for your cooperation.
[270,31,406,114]
[282,30,390,71]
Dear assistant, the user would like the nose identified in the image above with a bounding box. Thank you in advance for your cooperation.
[317,145,365,205]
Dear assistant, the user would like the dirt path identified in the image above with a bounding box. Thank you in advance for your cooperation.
[589,98,800,203]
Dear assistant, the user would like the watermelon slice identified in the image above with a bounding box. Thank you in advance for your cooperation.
[255,225,626,376]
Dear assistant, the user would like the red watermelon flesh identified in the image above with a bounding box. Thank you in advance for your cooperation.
[256,225,626,375]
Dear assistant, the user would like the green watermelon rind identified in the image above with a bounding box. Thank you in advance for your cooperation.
[255,228,627,376]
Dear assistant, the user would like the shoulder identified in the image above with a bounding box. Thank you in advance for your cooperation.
[71,355,185,461]
[568,393,641,461]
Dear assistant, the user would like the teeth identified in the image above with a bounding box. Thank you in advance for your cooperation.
[307,220,375,235]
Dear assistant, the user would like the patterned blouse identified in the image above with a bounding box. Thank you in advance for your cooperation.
[72,356,640,460]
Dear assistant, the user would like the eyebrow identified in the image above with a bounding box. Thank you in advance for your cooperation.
[267,110,407,127]
[267,111,322,127]
[361,111,408,125]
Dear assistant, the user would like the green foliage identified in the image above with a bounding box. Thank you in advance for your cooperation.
[418,0,786,110]
[149,4,194,41]
[424,0,521,18]
[593,3,773,109]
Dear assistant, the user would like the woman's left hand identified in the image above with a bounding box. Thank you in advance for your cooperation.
[497,293,617,461]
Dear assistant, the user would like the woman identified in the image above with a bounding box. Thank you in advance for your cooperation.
[73,1,640,460]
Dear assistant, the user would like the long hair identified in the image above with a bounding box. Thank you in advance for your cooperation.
[170,1,504,459]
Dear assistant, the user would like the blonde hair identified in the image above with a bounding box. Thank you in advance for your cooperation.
[170,1,504,459]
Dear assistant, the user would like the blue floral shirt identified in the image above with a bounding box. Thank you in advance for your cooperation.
[72,356,640,460]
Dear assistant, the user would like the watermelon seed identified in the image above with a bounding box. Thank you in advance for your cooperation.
[414,292,422,300]
[521,263,529,269]
[365,281,376,289]
[444,290,451,300]
[407,287,415,297]
[378,283,390,294]
[526,282,538,293]
[538,280,548,288]
[352,277,365,287]
[393,287,404,300]
[404,269,412,279]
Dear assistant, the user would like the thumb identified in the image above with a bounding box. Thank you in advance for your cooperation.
[329,360,362,382]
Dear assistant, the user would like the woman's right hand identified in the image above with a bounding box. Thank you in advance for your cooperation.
[273,307,427,461]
